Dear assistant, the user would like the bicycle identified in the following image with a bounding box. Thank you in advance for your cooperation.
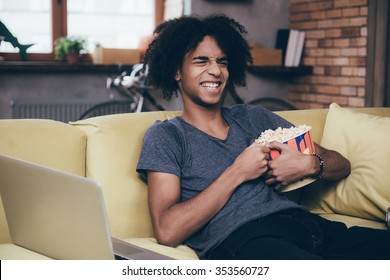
[78,64,164,120]
[78,64,296,120]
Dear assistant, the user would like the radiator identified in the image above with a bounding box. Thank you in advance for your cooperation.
[11,98,108,123]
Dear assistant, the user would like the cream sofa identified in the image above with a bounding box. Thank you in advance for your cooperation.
[0,104,389,259]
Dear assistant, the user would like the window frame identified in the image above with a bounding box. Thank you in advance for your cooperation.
[1,0,164,62]
[366,0,389,107]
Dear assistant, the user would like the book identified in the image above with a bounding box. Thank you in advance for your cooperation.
[293,31,305,66]
[284,29,300,67]
[275,29,290,65]
[275,29,305,67]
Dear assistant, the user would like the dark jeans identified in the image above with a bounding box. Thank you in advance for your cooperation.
[205,209,390,260]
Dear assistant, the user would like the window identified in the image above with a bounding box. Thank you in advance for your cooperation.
[0,0,164,61]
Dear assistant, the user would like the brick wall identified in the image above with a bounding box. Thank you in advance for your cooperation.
[288,0,368,109]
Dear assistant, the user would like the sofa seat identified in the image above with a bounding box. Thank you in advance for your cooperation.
[319,214,386,230]
[0,239,198,260]
[124,238,198,260]
[0,243,51,260]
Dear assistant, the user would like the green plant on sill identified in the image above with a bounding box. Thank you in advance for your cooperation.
[54,36,86,62]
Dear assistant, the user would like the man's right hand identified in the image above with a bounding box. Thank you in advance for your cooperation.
[232,142,270,182]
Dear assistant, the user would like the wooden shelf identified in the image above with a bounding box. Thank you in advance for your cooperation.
[0,62,313,77]
[247,65,313,77]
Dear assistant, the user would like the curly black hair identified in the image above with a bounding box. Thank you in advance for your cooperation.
[142,14,253,100]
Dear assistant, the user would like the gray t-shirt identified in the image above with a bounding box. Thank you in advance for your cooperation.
[137,104,303,258]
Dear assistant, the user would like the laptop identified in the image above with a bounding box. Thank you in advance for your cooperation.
[0,154,173,260]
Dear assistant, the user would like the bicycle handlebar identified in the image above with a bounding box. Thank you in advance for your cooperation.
[106,63,150,100]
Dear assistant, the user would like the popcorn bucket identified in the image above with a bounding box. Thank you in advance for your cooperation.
[269,129,315,160]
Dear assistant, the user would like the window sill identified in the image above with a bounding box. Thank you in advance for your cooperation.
[0,61,133,73]
[0,62,313,77]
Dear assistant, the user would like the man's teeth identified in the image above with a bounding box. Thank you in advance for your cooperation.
[202,82,219,89]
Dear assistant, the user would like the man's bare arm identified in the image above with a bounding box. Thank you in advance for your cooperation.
[265,142,351,187]
[311,143,351,180]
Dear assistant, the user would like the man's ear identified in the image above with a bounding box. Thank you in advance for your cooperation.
[175,71,181,82]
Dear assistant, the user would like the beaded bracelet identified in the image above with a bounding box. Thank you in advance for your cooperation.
[311,153,325,179]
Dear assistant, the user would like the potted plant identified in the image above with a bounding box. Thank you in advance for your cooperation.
[54,36,86,63]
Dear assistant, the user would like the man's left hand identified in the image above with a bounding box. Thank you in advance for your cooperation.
[263,141,314,189]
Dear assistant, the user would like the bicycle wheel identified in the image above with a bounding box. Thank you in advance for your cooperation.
[247,97,296,111]
[78,100,138,120]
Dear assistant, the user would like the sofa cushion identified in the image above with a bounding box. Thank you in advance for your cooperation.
[0,119,87,175]
[0,119,87,244]
[302,103,390,223]
[71,111,180,240]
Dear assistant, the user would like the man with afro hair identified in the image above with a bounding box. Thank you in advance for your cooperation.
[137,14,390,260]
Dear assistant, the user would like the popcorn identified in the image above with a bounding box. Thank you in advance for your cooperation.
[255,125,314,160]
[255,125,312,145]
